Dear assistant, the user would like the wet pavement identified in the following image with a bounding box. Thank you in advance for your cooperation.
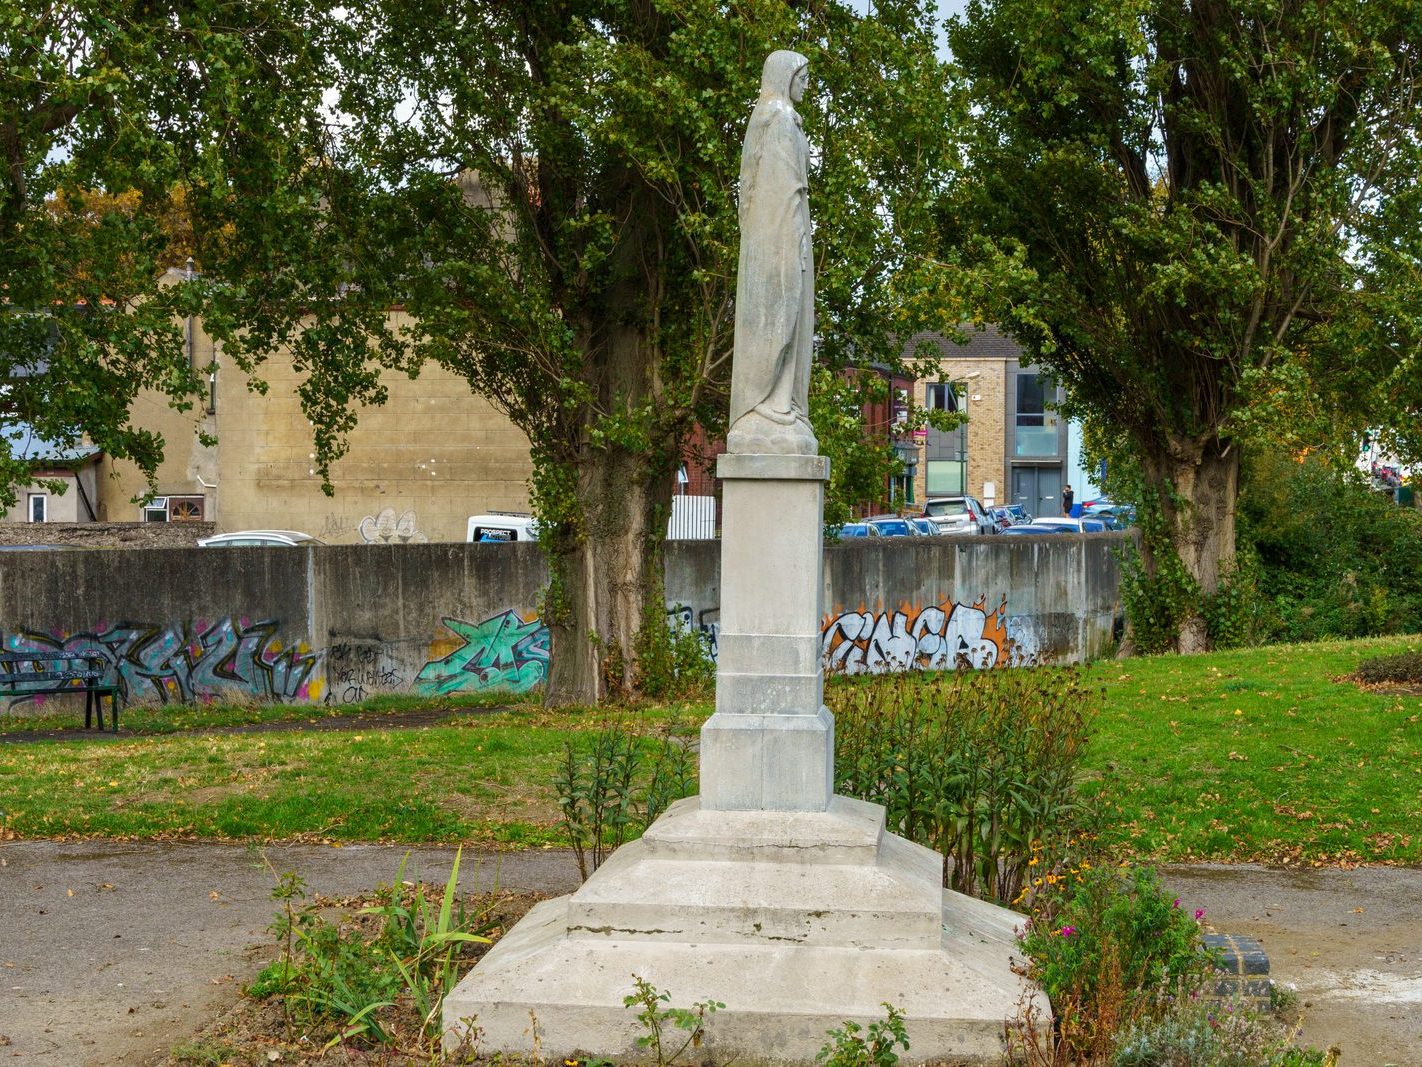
[0,841,1418,1065]
[0,841,581,1065]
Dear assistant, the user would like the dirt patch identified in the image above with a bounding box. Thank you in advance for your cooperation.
[1164,863,1422,1066]
[439,788,559,827]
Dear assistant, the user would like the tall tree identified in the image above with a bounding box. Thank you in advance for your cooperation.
[193,0,957,704]
[0,2,311,506]
[945,0,1422,651]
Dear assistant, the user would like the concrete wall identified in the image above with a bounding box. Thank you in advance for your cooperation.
[0,534,1124,711]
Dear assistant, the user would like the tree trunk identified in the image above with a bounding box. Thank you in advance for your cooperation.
[1155,435,1240,654]
[543,445,673,706]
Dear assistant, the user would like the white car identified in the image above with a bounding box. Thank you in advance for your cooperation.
[467,513,539,543]
[197,530,325,547]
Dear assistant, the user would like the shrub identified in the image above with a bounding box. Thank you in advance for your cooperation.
[1353,649,1422,685]
[554,719,696,880]
[1241,454,1422,643]
[1113,1000,1327,1066]
[830,666,1096,906]
[1011,865,1214,1062]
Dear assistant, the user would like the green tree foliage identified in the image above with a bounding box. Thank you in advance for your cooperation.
[0,2,312,508]
[187,0,959,704]
[945,0,1422,652]
[1241,451,1422,642]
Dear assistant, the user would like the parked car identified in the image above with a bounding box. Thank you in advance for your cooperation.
[836,522,880,539]
[197,530,324,547]
[1001,504,1031,524]
[910,517,940,536]
[865,515,917,537]
[466,513,539,542]
[1083,502,1135,529]
[923,494,995,535]
[988,506,1017,532]
[1000,523,1067,536]
[1031,516,1109,533]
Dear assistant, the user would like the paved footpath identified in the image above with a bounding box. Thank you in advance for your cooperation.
[1,841,1418,1066]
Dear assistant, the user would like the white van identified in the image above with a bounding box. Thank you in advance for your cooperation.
[466,513,538,543]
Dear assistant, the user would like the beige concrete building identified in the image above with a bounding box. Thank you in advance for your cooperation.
[98,304,533,543]
[906,326,1068,519]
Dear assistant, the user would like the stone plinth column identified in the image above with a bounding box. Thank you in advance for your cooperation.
[700,452,833,811]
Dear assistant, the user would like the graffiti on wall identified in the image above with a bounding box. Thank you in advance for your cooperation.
[820,596,1038,675]
[666,604,720,661]
[415,610,550,695]
[2,618,324,706]
[326,642,407,705]
[358,507,429,545]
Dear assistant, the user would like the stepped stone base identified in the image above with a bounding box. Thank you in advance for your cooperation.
[442,795,1044,1063]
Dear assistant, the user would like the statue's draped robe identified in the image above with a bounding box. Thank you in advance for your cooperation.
[729,55,814,431]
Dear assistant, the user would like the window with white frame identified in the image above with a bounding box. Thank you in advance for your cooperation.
[28,493,46,522]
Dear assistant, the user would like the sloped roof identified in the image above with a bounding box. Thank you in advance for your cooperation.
[900,324,1026,361]
[3,423,101,464]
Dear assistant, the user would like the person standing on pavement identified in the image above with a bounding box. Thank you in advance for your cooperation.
[1062,484,1074,516]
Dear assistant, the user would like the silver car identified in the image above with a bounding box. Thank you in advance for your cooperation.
[923,495,996,535]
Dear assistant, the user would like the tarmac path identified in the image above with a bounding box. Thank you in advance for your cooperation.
[1,841,1418,1066]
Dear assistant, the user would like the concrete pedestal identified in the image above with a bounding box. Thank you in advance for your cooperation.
[701,453,833,811]
[441,796,1043,1062]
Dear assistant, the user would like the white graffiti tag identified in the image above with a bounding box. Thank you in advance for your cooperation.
[821,598,1032,675]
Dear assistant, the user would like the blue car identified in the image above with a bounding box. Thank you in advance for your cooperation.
[837,523,879,539]
[867,517,915,537]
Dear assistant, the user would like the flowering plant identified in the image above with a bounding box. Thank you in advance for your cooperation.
[1014,866,1215,1059]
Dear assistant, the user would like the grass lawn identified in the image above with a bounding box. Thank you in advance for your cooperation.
[1081,635,1422,865]
[0,637,1417,864]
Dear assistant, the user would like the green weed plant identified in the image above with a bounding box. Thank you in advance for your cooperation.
[555,721,696,880]
[816,1004,911,1067]
[622,975,724,1067]
[831,666,1096,905]
[249,850,491,1051]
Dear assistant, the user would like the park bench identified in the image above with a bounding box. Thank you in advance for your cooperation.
[0,650,122,732]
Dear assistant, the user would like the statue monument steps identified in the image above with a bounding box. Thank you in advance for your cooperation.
[442,796,1035,1062]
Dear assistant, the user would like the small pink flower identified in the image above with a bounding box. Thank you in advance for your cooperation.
[1058,925,1077,937]
[1173,898,1181,908]
[1194,908,1206,920]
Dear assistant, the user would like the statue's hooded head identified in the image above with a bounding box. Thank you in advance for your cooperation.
[759,50,809,105]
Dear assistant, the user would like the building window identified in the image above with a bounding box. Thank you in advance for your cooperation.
[924,382,966,495]
[924,383,960,413]
[925,460,964,494]
[27,494,46,523]
[1015,372,1059,457]
[142,495,206,522]
[169,496,205,521]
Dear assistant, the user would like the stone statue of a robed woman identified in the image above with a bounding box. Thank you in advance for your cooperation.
[727,50,818,456]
